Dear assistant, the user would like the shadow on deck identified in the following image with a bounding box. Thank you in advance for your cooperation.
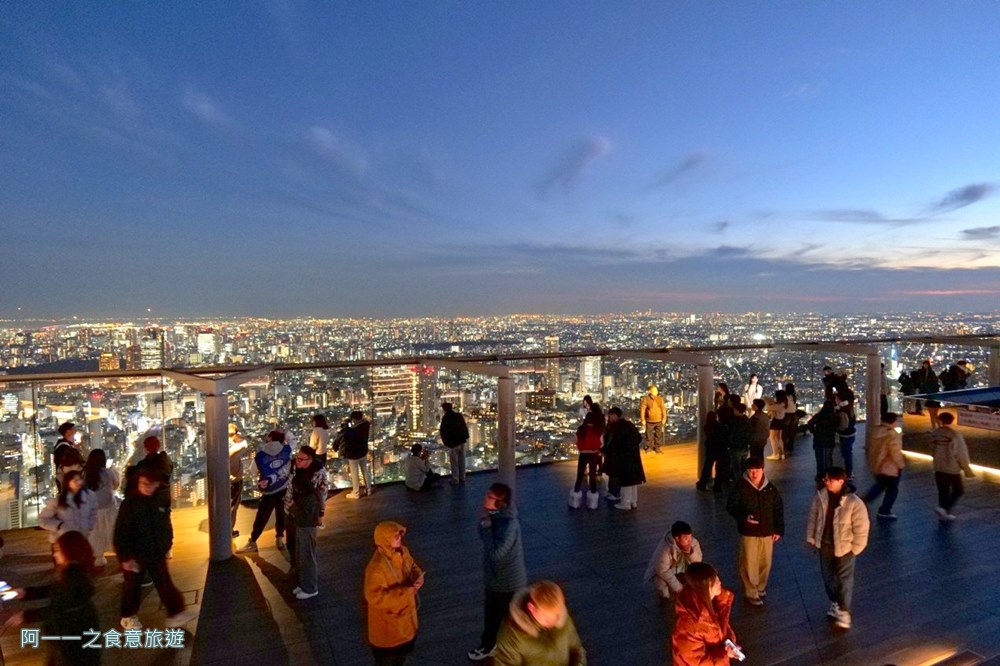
[3,431,1000,665]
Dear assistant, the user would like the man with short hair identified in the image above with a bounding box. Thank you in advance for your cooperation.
[493,580,586,666]
[404,444,440,491]
[639,385,666,453]
[340,411,374,498]
[749,399,770,461]
[642,520,703,600]
[285,445,327,600]
[53,421,85,492]
[806,467,869,630]
[229,424,248,537]
[727,457,784,606]
[863,412,905,519]
[440,402,470,485]
[468,483,527,662]
[238,429,292,553]
[930,412,975,521]
[114,469,198,631]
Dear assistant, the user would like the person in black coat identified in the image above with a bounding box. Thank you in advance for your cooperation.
[5,531,100,666]
[114,468,196,630]
[338,411,374,498]
[807,401,838,483]
[606,407,645,510]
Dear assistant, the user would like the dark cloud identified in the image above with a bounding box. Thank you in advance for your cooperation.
[712,220,729,234]
[649,151,707,190]
[806,209,923,226]
[927,183,995,215]
[961,225,1000,240]
[536,136,611,196]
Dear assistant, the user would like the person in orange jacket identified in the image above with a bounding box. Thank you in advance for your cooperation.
[671,562,743,665]
[364,521,425,665]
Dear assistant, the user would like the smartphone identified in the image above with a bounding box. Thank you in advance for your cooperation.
[725,639,746,662]
[0,581,17,601]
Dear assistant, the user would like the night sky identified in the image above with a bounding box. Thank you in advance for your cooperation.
[3,2,999,317]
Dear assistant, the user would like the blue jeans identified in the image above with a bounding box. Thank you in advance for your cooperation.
[819,545,855,612]
[863,474,901,514]
[838,435,855,477]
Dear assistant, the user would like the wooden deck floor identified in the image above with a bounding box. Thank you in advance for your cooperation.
[3,429,1000,665]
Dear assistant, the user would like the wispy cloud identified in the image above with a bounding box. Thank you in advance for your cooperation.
[961,225,1000,240]
[926,183,996,215]
[649,151,707,189]
[536,135,611,196]
[783,83,825,100]
[306,126,368,179]
[806,209,923,226]
[712,220,729,234]
[181,88,236,128]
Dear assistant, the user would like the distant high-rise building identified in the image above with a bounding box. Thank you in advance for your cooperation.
[544,335,560,391]
[197,330,218,358]
[139,329,162,369]
[367,364,438,434]
[579,356,601,394]
[99,352,120,371]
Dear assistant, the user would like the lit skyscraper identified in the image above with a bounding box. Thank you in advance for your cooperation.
[579,356,601,394]
[545,335,560,391]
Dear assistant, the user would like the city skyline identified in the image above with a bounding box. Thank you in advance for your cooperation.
[3,3,1000,316]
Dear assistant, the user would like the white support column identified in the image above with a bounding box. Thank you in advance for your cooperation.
[497,374,516,501]
[204,393,233,562]
[989,343,1000,387]
[695,361,715,475]
[865,352,882,450]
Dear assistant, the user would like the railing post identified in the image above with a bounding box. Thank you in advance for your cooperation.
[989,343,1000,387]
[497,374,516,503]
[865,352,882,449]
[204,392,233,562]
[695,360,714,474]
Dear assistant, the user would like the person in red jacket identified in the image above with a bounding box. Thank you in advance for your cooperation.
[568,404,605,510]
[672,562,743,665]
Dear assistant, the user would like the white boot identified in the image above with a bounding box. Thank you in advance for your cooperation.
[615,486,636,510]
[586,491,600,510]
[568,490,583,509]
[629,485,638,509]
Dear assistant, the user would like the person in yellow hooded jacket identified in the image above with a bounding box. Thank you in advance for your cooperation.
[364,521,425,665]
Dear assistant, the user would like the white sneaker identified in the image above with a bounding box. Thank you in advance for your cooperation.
[237,540,258,553]
[292,586,302,595]
[165,608,199,628]
[365,486,375,496]
[614,500,634,510]
[935,507,949,519]
[834,609,851,629]
[294,589,319,600]
[94,556,108,567]
[467,646,496,661]
[120,616,142,630]
[346,491,362,499]
[826,602,841,618]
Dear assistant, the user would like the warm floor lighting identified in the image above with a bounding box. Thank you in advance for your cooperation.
[902,450,1000,481]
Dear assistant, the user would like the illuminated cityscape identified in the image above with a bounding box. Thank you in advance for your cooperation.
[1,312,996,531]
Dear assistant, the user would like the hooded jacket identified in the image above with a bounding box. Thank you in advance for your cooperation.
[727,471,784,538]
[930,425,974,475]
[672,586,737,666]
[867,423,905,477]
[364,521,423,649]
[114,492,173,562]
[480,507,528,593]
[493,588,586,666]
[806,488,870,558]
[253,441,292,495]
[643,535,703,598]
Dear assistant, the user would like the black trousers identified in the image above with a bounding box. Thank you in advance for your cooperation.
[250,492,286,541]
[574,453,600,493]
[481,589,515,651]
[372,640,414,665]
[121,558,185,618]
[935,472,964,511]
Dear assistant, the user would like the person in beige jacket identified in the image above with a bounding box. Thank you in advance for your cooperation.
[862,413,905,519]
[806,467,869,630]
[639,385,667,453]
[930,412,975,521]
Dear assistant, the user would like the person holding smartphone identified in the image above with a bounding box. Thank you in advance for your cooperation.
[672,562,742,665]
[365,521,425,665]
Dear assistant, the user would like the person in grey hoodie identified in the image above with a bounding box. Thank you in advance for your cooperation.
[930,412,975,521]
[467,483,527,662]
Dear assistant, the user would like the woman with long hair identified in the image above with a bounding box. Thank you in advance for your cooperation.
[569,403,605,510]
[782,383,799,454]
[39,470,96,546]
[766,390,788,460]
[309,413,331,464]
[742,374,762,408]
[5,530,100,665]
[83,448,119,567]
[672,562,741,665]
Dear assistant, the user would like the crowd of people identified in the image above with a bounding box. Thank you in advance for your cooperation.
[1,359,984,665]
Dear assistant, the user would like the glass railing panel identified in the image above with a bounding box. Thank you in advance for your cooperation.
[0,381,40,530]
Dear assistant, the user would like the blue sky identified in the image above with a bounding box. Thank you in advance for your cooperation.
[2,1,999,317]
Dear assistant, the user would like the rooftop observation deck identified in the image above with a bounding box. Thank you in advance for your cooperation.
[3,431,1000,666]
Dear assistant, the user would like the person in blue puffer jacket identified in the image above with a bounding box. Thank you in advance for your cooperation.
[238,429,292,553]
